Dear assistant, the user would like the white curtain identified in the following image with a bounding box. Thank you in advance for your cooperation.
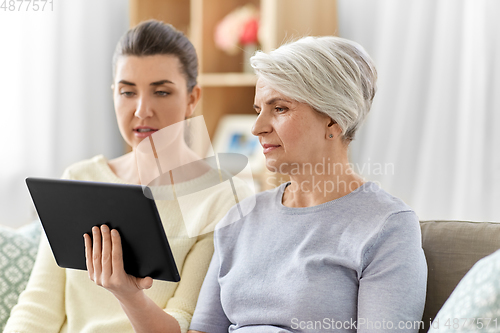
[0,0,128,227]
[338,0,500,222]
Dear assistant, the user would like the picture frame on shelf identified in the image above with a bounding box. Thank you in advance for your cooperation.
[212,114,265,181]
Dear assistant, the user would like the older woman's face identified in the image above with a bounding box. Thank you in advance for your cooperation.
[112,55,200,149]
[252,79,333,173]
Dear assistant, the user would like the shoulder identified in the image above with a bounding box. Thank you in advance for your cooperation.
[349,182,418,232]
[214,183,282,234]
[240,181,281,208]
[356,182,414,217]
[175,169,255,208]
[61,155,110,181]
[173,170,261,237]
[348,183,421,256]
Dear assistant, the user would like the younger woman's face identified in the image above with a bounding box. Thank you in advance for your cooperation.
[112,55,200,149]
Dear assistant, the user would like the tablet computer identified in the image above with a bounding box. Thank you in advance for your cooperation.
[25,177,180,282]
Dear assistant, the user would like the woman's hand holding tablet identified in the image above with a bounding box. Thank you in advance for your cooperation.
[83,223,186,333]
[84,225,153,299]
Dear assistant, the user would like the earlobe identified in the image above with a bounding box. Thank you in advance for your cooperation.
[327,123,342,140]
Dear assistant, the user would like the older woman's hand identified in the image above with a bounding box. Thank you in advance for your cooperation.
[83,225,153,300]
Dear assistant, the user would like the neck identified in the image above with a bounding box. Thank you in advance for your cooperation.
[134,138,210,186]
[281,159,365,208]
[107,152,141,185]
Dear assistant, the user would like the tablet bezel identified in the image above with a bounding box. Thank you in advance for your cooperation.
[25,177,180,282]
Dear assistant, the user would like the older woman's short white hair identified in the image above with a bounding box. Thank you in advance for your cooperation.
[250,36,377,142]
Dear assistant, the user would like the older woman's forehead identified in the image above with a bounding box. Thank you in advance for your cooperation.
[254,80,293,104]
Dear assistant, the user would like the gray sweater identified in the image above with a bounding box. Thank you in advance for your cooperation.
[190,182,427,333]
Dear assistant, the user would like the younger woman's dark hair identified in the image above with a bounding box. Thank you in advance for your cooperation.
[112,20,198,92]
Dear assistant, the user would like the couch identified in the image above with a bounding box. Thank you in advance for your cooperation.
[1,220,499,332]
[0,221,41,330]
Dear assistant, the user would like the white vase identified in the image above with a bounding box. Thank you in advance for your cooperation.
[243,44,257,73]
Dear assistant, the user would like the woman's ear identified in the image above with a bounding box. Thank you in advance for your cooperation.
[186,85,202,118]
[327,119,342,140]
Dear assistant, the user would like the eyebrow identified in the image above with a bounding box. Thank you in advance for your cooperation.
[117,79,175,86]
[253,98,292,109]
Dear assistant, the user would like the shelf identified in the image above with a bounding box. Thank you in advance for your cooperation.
[196,86,256,139]
[191,0,260,73]
[199,73,258,87]
[129,0,190,34]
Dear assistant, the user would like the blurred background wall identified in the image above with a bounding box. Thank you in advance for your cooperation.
[0,0,128,227]
[340,0,500,222]
[0,0,499,228]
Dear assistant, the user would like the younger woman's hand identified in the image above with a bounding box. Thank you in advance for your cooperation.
[83,225,153,301]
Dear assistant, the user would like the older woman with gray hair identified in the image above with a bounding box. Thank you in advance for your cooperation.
[189,36,427,333]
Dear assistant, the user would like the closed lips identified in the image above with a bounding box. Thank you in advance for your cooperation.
[262,144,281,154]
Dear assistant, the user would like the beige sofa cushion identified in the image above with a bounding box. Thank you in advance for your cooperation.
[420,220,500,330]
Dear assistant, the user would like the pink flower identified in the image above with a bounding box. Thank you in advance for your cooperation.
[214,4,259,55]
[240,18,259,45]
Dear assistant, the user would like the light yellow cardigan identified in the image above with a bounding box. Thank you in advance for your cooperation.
[5,155,238,333]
